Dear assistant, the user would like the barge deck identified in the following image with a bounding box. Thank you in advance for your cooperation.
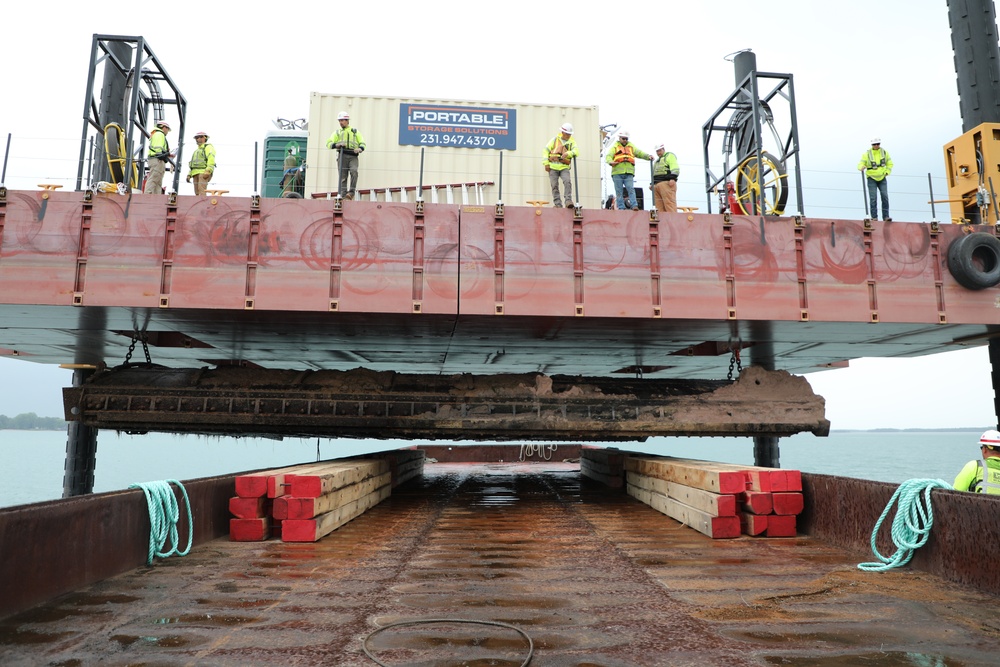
[2,461,998,666]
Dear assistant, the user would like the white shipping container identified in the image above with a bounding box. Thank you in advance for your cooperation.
[306,93,602,208]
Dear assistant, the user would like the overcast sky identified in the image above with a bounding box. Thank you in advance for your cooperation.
[0,1,995,430]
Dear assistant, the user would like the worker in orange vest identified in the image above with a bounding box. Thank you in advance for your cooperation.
[605,129,652,210]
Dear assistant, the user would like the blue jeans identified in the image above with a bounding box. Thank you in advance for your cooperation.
[612,173,635,209]
[867,177,889,220]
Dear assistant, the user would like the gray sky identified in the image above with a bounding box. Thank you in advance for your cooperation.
[0,1,995,429]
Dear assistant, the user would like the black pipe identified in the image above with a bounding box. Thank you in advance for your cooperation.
[498,151,503,203]
[253,141,259,194]
[860,170,869,219]
[418,146,425,200]
[990,176,1000,222]
[928,172,937,220]
[573,156,579,208]
[1,132,10,185]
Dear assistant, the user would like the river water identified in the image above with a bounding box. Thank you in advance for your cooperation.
[1,428,985,509]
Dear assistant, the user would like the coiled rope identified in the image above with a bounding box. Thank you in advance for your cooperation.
[129,480,193,565]
[857,478,953,572]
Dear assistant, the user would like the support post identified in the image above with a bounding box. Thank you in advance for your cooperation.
[751,340,780,468]
[62,368,99,497]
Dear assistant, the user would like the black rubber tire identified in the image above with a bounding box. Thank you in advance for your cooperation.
[947,232,1000,290]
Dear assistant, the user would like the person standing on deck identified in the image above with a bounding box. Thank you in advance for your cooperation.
[142,121,172,194]
[543,123,579,208]
[652,144,679,213]
[857,137,893,221]
[605,129,652,210]
[953,429,1000,494]
[326,111,366,200]
[186,131,216,196]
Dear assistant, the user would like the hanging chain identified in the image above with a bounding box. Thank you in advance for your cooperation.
[727,346,743,381]
[123,331,152,366]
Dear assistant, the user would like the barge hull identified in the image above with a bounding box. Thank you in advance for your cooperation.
[2,460,999,665]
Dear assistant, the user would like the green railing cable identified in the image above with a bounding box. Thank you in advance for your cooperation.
[857,478,953,572]
[129,480,194,565]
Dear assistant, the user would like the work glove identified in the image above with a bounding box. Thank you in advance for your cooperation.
[186,175,191,183]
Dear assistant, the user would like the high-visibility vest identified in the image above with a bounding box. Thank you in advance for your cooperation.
[612,144,635,165]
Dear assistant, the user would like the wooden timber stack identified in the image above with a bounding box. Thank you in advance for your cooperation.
[583,452,803,539]
[228,450,424,542]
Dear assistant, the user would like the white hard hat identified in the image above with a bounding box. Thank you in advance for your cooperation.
[560,122,574,134]
[979,429,1000,449]
[870,137,881,144]
[156,120,171,131]
[338,111,350,120]
[655,144,665,151]
[618,128,629,139]
[194,130,208,139]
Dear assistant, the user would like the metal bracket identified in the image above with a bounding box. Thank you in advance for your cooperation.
[415,199,425,217]
[495,202,505,218]
[648,209,658,222]
[251,194,261,209]
[333,196,344,213]
[723,211,732,224]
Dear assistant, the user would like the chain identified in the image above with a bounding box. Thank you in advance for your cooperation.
[727,347,743,381]
[123,331,152,366]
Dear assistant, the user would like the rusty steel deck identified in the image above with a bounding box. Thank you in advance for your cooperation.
[2,462,999,666]
[1,191,997,378]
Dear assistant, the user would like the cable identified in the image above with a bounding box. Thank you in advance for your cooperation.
[857,478,952,572]
[362,618,533,666]
[129,479,193,566]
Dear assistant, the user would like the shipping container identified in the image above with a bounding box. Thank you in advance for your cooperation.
[305,93,602,208]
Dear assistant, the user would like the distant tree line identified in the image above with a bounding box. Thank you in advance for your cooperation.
[0,413,66,430]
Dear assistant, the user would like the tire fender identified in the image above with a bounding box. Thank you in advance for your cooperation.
[947,232,1000,289]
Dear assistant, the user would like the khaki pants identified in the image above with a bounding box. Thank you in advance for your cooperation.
[548,168,572,207]
[653,180,677,213]
[193,172,212,196]
[143,159,165,194]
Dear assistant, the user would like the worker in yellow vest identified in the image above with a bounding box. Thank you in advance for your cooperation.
[186,131,216,196]
[953,429,1000,494]
[857,137,893,221]
[543,123,579,208]
[652,144,680,213]
[326,111,366,200]
[143,121,172,194]
[605,129,652,210]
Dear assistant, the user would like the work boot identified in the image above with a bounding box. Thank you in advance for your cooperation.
[553,201,562,208]
[884,217,892,222]
[631,206,639,211]
[345,192,354,201]
[565,201,575,208]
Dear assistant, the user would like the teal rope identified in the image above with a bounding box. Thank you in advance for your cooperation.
[129,480,194,565]
[857,478,953,572]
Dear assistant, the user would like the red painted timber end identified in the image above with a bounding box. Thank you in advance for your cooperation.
[765,514,797,537]
[772,492,805,515]
[229,518,271,541]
